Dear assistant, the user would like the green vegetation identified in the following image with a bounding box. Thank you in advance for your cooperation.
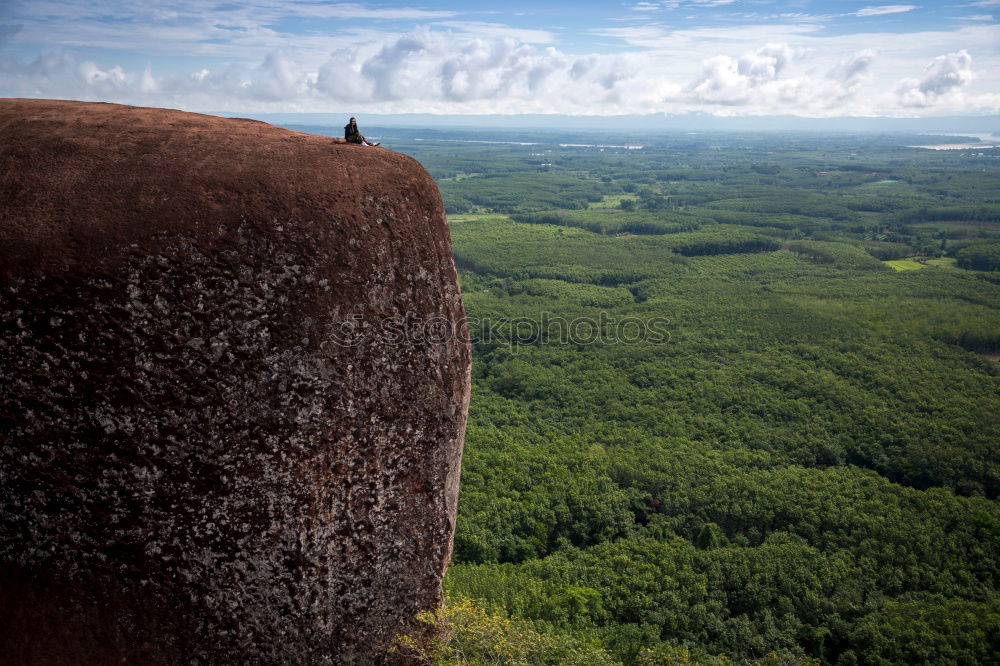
[393,596,817,666]
[392,596,620,665]
[440,172,619,213]
[785,240,889,271]
[925,257,959,269]
[884,259,926,271]
[956,241,1000,271]
[391,130,1000,665]
[510,209,712,235]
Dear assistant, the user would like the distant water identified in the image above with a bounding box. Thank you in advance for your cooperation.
[909,133,1000,150]
[413,138,644,149]
[413,138,540,146]
[558,143,644,149]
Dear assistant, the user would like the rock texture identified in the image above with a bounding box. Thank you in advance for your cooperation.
[0,99,470,664]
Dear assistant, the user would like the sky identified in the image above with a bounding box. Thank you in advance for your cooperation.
[0,0,998,117]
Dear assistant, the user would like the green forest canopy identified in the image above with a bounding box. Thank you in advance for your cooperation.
[390,130,1000,665]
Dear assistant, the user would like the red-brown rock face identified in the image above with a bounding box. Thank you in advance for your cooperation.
[0,99,470,664]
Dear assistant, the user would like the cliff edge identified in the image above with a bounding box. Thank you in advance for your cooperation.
[0,99,471,664]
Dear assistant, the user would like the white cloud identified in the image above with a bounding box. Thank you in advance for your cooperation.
[826,50,876,99]
[139,63,157,93]
[347,28,663,110]
[895,49,974,107]
[679,44,881,113]
[627,0,735,9]
[686,43,794,104]
[957,14,994,20]
[432,21,558,44]
[854,5,918,17]
[1,7,998,118]
[776,13,835,22]
[281,3,456,20]
[0,48,137,98]
[315,47,376,103]
[76,61,129,89]
[0,35,894,116]
[244,52,312,102]
[828,50,875,85]
[0,34,669,113]
[664,0,737,6]
[0,0,453,65]
[591,22,823,51]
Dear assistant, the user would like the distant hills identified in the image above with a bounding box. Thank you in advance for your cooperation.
[211,111,1000,136]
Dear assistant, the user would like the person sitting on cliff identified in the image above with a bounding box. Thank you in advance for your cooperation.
[344,117,380,146]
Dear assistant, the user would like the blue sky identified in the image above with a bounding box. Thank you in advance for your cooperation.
[1,0,998,116]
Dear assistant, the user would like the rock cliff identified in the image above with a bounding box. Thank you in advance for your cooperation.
[0,99,470,664]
